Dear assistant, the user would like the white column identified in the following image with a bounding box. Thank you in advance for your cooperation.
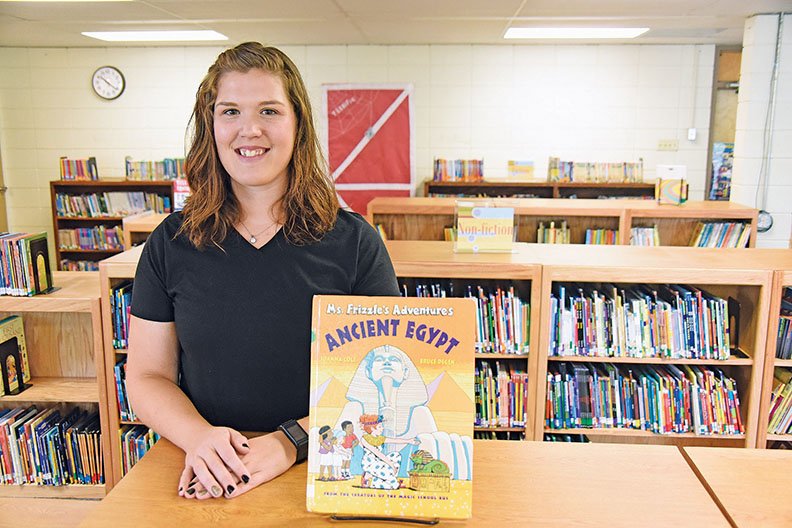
[731,14,792,248]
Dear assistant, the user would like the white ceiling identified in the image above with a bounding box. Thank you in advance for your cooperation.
[1,0,791,47]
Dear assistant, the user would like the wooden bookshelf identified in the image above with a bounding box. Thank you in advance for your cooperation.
[0,271,110,498]
[98,244,143,487]
[759,268,792,447]
[533,248,774,448]
[51,180,175,270]
[122,212,169,249]
[369,197,758,247]
[423,180,656,199]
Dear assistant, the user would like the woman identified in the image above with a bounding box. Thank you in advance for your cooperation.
[126,42,399,500]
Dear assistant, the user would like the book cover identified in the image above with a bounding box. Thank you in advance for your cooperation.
[0,315,30,395]
[307,295,475,520]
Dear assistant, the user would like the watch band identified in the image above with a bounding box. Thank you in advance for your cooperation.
[278,419,309,464]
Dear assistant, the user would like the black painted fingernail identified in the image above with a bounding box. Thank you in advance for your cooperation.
[186,487,195,495]
[227,485,235,494]
[179,486,183,492]
[242,443,249,448]
[241,474,250,484]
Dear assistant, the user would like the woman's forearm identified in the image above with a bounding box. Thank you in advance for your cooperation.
[127,373,213,452]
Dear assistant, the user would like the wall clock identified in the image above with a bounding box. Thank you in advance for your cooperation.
[92,65,125,100]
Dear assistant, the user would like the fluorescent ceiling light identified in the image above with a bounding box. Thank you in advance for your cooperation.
[82,30,228,42]
[505,27,649,39]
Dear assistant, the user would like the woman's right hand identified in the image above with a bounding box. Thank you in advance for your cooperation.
[178,426,251,499]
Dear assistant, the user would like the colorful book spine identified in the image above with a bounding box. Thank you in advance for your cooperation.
[549,284,731,360]
[475,361,528,428]
[545,362,744,436]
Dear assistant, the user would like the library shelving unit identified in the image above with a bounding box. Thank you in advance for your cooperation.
[50,180,175,270]
[0,271,111,498]
[122,212,169,249]
[758,264,792,448]
[98,244,143,487]
[385,241,542,439]
[423,180,656,199]
[532,244,774,448]
[368,197,758,247]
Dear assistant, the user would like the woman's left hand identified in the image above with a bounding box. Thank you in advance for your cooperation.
[224,431,297,498]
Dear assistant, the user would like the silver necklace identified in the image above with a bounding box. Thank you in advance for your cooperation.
[240,220,277,244]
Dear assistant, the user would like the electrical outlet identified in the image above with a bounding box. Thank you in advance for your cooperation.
[658,139,679,151]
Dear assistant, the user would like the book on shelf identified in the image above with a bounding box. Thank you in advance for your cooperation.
[776,287,792,360]
[768,368,792,435]
[114,358,137,422]
[507,160,534,180]
[433,158,483,182]
[125,156,185,181]
[0,315,30,396]
[55,191,172,218]
[307,295,474,520]
[545,362,744,436]
[58,226,123,251]
[537,221,569,244]
[400,281,529,355]
[60,259,100,272]
[119,425,159,476]
[585,228,619,245]
[110,281,133,350]
[689,222,751,248]
[630,225,660,246]
[548,283,733,360]
[59,156,99,181]
[547,156,643,183]
[475,360,528,428]
[0,232,53,297]
[0,406,104,486]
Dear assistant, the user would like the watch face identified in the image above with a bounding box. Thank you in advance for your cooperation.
[92,66,125,100]
[286,422,308,443]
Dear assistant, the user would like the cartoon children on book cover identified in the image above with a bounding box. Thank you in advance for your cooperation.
[307,295,475,520]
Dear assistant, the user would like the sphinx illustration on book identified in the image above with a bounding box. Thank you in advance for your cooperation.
[307,295,475,520]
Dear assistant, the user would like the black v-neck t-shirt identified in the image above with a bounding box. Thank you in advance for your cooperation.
[130,210,400,432]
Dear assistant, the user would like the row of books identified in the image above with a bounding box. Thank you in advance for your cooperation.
[57,226,123,251]
[690,222,751,248]
[630,225,660,246]
[474,360,528,428]
[432,158,484,182]
[0,232,52,297]
[768,369,792,434]
[537,221,570,244]
[113,358,137,422]
[60,259,100,271]
[59,156,99,181]
[548,283,733,360]
[110,281,133,349]
[777,288,792,360]
[547,157,644,183]
[125,157,185,181]
[0,406,103,486]
[55,191,172,218]
[119,425,159,476]
[402,282,530,354]
[585,228,619,245]
[545,363,744,436]
[443,227,457,242]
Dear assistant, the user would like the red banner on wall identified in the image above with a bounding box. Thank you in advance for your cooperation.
[323,84,414,215]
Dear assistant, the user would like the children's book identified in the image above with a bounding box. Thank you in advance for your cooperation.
[307,295,475,520]
[0,315,30,396]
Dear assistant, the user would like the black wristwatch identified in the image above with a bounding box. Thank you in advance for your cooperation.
[278,419,309,464]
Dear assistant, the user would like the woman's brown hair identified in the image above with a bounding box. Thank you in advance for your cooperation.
[179,42,338,249]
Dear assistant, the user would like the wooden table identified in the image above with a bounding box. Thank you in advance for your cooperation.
[80,439,727,527]
[684,446,792,527]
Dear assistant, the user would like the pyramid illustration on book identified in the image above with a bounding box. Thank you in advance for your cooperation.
[427,372,472,412]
